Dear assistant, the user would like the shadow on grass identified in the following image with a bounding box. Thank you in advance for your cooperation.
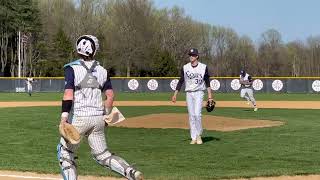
[184,136,221,143]
[202,136,221,143]
[243,109,255,112]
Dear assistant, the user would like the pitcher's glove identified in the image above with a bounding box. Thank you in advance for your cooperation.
[59,122,81,145]
[206,99,216,112]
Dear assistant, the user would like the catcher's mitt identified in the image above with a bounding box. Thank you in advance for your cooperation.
[59,122,81,145]
[206,99,216,112]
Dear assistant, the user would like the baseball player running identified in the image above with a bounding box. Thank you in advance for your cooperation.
[239,70,258,111]
[25,77,34,96]
[57,35,143,180]
[171,48,214,145]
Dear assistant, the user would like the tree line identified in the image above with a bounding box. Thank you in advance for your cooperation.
[1,0,320,77]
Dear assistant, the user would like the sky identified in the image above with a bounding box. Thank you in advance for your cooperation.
[153,0,320,43]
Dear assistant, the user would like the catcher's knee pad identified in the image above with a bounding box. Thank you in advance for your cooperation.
[93,149,140,180]
[57,144,77,180]
[60,137,80,153]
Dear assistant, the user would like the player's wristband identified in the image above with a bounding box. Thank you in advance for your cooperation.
[61,112,69,118]
[62,100,73,113]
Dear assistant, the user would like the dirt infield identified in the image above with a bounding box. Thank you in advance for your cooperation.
[1,171,320,180]
[114,113,284,131]
[0,170,124,180]
[0,101,318,180]
[233,175,320,180]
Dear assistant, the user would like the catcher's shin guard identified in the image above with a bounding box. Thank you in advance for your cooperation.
[93,149,143,180]
[57,144,77,180]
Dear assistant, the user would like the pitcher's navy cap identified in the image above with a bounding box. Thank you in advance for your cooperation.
[188,48,199,56]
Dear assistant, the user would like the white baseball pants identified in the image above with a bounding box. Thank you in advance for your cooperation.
[57,116,138,180]
[186,91,204,140]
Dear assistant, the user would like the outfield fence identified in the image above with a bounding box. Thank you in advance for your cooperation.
[1,77,320,93]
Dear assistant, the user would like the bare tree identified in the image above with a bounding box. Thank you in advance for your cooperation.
[102,0,154,76]
[210,26,239,76]
[286,41,307,76]
[258,29,283,76]
[306,36,320,76]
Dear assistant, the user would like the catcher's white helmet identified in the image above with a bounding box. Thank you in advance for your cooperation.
[76,35,99,57]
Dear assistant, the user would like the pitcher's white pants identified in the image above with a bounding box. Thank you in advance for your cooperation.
[186,91,204,140]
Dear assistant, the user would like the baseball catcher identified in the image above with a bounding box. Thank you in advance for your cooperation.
[206,99,216,112]
[57,35,143,180]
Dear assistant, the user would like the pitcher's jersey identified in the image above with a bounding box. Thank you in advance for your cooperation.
[176,62,210,92]
[64,59,112,117]
[240,73,252,88]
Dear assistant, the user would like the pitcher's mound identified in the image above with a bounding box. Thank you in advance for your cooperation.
[114,113,284,131]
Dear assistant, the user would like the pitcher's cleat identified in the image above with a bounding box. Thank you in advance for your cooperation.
[190,139,197,144]
[254,107,258,112]
[196,135,203,144]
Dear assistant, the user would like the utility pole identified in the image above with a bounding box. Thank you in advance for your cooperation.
[18,31,21,78]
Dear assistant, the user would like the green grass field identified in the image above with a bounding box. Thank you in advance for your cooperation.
[0,92,320,101]
[1,103,320,179]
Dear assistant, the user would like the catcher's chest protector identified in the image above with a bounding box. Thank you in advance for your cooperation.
[76,61,102,90]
